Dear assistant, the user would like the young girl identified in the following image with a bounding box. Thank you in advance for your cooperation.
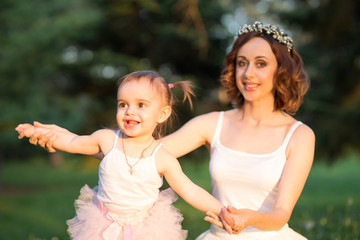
[16,71,227,240]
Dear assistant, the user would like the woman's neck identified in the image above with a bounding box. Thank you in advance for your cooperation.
[237,100,279,125]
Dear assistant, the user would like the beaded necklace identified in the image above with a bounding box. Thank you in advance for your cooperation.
[121,133,154,175]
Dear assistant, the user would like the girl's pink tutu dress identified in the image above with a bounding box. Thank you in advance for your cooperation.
[66,130,187,240]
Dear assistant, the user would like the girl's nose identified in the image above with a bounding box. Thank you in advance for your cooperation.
[125,105,135,115]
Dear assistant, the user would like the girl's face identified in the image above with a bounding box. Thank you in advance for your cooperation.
[116,78,169,140]
[235,37,278,104]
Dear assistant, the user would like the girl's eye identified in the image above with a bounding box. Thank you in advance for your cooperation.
[118,102,127,108]
[138,102,146,108]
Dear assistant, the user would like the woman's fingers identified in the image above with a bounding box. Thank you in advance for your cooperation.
[220,208,234,234]
[222,207,235,226]
[227,205,241,213]
[223,206,247,235]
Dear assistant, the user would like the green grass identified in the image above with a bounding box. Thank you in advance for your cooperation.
[0,154,359,240]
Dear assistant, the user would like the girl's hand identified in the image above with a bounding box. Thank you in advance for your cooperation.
[15,123,35,139]
[204,208,233,234]
[29,122,68,152]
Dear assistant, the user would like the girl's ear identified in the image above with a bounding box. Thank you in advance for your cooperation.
[158,106,171,123]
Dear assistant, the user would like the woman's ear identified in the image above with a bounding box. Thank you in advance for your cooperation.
[158,106,171,123]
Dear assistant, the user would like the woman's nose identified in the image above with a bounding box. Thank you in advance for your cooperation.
[244,64,255,79]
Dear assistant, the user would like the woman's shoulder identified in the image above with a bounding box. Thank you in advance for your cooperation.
[193,110,227,123]
[281,113,314,138]
[294,122,315,140]
[189,111,224,133]
[286,117,315,151]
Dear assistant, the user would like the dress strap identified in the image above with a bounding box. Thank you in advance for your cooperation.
[112,130,121,149]
[281,121,302,149]
[211,112,224,148]
[151,142,163,157]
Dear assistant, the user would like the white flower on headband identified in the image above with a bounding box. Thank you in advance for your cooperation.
[237,21,294,52]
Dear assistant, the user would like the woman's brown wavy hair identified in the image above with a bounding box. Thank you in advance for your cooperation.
[220,31,309,115]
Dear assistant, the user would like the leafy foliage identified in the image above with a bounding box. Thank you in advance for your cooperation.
[277,0,360,159]
[1,0,359,161]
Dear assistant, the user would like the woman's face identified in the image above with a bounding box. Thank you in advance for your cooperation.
[235,37,278,104]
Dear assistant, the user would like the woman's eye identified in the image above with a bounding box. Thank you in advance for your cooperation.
[238,61,247,67]
[257,61,267,67]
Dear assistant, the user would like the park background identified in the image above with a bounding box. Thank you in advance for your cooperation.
[0,0,359,239]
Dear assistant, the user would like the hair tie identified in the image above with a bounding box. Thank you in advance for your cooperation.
[168,83,174,89]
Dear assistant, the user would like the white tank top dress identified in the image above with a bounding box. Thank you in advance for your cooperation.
[196,112,307,240]
[97,129,163,215]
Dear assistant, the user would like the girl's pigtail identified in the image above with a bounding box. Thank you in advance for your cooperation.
[170,81,195,109]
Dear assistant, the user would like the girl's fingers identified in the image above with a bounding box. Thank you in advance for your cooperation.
[204,211,223,229]
[34,121,69,133]
[16,123,34,139]
[204,216,223,228]
[34,121,48,128]
[45,134,57,152]
[206,211,219,221]
[37,131,53,148]
[29,131,41,145]
[18,131,24,139]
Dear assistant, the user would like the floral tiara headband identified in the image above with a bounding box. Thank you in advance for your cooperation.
[237,21,294,52]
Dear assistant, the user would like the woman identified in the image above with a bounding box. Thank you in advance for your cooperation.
[26,22,315,239]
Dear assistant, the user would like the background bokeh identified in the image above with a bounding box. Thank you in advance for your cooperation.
[1,0,359,161]
[0,0,359,239]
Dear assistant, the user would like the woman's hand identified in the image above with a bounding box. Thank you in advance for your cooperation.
[206,206,257,234]
[29,122,69,152]
[222,206,262,234]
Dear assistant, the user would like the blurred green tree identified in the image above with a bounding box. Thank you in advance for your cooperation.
[1,0,359,162]
[0,0,105,158]
[0,0,228,160]
[278,0,360,160]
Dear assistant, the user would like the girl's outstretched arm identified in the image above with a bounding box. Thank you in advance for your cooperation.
[156,147,232,234]
[30,121,72,153]
[21,112,221,159]
[16,123,105,155]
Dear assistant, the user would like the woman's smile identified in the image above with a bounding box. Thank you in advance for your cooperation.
[243,81,260,91]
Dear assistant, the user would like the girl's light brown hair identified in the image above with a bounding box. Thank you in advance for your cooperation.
[118,70,195,138]
[220,31,309,115]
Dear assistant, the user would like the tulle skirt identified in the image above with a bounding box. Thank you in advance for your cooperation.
[66,185,187,240]
[196,224,307,240]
